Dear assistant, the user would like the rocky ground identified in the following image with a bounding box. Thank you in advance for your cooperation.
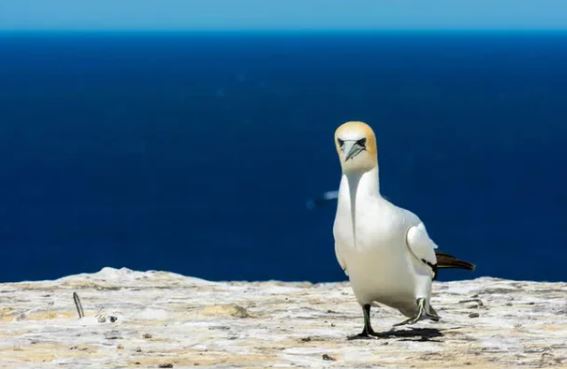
[0,268,565,369]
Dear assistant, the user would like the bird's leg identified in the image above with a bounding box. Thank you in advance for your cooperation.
[425,302,440,321]
[394,298,430,327]
[348,304,381,340]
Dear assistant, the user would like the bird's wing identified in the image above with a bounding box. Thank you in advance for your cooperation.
[334,243,348,276]
[406,222,438,273]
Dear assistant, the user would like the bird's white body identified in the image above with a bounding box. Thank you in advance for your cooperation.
[332,121,472,333]
[333,166,436,318]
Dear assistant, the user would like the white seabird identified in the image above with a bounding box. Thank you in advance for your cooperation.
[333,121,474,339]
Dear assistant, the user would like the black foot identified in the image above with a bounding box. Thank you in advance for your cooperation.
[347,329,381,340]
[348,332,374,340]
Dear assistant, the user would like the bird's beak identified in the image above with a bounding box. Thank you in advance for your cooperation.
[343,140,365,161]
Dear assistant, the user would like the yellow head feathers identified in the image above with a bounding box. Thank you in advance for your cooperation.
[334,121,378,172]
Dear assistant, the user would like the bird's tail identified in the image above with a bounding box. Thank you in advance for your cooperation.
[435,252,475,271]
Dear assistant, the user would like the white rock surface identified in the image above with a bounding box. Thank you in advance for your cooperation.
[0,268,565,368]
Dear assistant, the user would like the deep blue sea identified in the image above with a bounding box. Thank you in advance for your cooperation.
[0,32,565,282]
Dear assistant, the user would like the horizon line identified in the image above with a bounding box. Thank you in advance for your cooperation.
[2,28,567,33]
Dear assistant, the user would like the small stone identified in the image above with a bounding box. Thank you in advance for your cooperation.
[109,316,118,323]
[135,347,142,352]
[322,354,336,361]
[143,333,152,339]
[117,344,124,350]
[104,330,122,340]
[469,312,480,318]
[208,326,230,331]
[199,304,250,318]
[158,363,173,368]
[301,337,312,342]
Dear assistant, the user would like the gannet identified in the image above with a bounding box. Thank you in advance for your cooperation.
[333,121,474,339]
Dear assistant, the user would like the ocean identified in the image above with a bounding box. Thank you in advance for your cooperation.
[0,31,565,282]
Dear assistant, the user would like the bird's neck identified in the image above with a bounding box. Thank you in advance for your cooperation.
[338,166,380,247]
[342,166,380,201]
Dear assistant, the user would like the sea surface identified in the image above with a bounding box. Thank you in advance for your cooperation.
[0,32,565,282]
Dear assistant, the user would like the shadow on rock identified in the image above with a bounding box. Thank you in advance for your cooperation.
[377,327,443,342]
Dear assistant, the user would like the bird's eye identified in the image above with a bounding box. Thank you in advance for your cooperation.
[357,138,367,147]
[337,139,345,147]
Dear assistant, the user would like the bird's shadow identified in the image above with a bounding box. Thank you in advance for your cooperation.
[376,327,443,342]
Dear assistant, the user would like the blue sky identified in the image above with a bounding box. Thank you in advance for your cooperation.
[1,0,567,31]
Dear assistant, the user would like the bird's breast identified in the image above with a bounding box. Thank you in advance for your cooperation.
[334,201,405,251]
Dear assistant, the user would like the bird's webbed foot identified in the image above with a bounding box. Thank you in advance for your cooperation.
[425,303,440,321]
[347,332,377,340]
[394,298,439,326]
[347,326,383,340]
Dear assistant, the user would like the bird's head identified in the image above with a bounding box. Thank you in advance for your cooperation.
[334,121,378,174]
